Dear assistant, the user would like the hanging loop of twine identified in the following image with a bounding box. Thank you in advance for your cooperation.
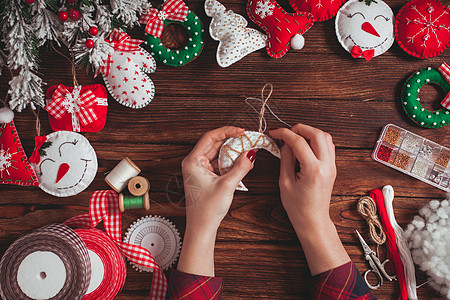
[51,42,79,87]
[32,107,41,137]
[357,196,387,246]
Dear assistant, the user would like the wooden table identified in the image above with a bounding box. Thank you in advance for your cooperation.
[0,0,448,298]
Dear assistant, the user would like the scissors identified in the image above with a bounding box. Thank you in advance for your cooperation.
[356,230,396,289]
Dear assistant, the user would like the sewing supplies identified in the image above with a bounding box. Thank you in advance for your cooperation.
[382,185,417,300]
[372,124,450,192]
[124,215,181,271]
[75,229,127,300]
[356,230,396,289]
[105,157,141,193]
[128,176,150,196]
[357,196,386,246]
[371,188,408,299]
[0,224,91,300]
[119,193,151,212]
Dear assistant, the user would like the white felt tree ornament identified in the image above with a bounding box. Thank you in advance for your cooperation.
[205,0,267,67]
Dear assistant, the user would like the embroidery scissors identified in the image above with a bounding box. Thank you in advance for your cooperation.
[356,230,396,289]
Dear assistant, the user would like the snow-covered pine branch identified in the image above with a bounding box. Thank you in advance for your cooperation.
[8,68,45,112]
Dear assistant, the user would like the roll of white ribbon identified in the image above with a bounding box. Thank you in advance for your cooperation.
[105,157,141,193]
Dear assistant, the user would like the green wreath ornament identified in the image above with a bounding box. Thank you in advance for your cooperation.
[401,67,450,128]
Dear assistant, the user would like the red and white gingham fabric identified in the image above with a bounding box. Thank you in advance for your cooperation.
[139,0,189,38]
[45,85,98,132]
[64,190,167,299]
[96,29,144,77]
[438,62,450,110]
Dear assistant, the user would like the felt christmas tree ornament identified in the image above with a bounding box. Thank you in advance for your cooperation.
[246,0,315,58]
[335,0,395,61]
[96,29,157,109]
[29,131,98,197]
[205,0,267,67]
[140,0,204,67]
[395,0,450,59]
[45,84,108,132]
[290,0,345,22]
[0,118,38,186]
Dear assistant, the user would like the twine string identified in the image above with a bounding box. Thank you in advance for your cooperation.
[357,196,387,246]
[51,42,79,87]
[31,107,41,137]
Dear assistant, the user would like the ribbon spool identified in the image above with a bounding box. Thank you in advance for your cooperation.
[128,176,150,196]
[105,157,141,193]
[75,229,127,300]
[0,224,91,300]
[119,192,151,212]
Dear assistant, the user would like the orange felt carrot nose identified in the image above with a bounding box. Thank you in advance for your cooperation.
[56,163,70,183]
[362,22,380,37]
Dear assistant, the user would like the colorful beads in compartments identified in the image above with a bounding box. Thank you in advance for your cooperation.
[372,124,450,192]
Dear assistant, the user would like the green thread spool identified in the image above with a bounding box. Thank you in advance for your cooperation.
[119,192,150,212]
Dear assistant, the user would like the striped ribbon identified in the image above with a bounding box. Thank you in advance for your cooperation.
[438,63,450,109]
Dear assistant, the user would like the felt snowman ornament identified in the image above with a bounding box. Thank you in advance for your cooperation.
[205,0,267,67]
[29,131,98,197]
[335,0,395,61]
[96,29,157,109]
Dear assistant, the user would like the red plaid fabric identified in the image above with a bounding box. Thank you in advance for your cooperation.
[166,270,223,300]
[45,85,98,132]
[438,63,450,109]
[139,0,189,38]
[64,190,167,300]
[97,29,144,77]
[312,261,376,300]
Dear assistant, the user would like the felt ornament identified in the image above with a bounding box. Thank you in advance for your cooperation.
[246,0,314,58]
[0,107,14,124]
[404,198,450,298]
[0,121,38,186]
[45,84,108,132]
[218,131,280,191]
[96,29,157,109]
[395,0,450,59]
[290,0,345,22]
[205,0,267,67]
[29,131,98,197]
[335,0,395,61]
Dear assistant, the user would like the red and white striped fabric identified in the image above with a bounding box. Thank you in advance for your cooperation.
[139,0,189,38]
[64,190,167,299]
[438,62,450,110]
[45,85,98,132]
[97,29,144,77]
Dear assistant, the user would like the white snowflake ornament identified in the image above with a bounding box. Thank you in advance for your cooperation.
[205,0,267,67]
[255,0,275,19]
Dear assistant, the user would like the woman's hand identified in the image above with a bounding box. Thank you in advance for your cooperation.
[177,126,255,276]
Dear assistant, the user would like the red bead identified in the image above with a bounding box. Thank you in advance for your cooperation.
[58,11,69,22]
[89,27,98,36]
[67,0,77,4]
[85,39,95,48]
[25,0,34,4]
[68,8,81,21]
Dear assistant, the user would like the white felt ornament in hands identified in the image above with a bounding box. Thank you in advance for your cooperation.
[205,0,267,67]
[30,131,98,197]
[335,0,394,61]
[219,131,280,191]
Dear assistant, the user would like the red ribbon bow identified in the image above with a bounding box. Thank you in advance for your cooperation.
[97,29,144,77]
[139,0,189,38]
[45,85,98,132]
[64,190,167,300]
[438,63,450,110]
[351,46,375,61]
[29,136,48,164]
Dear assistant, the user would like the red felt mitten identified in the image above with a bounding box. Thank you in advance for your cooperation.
[45,84,108,132]
[290,0,345,22]
[0,121,38,186]
[247,0,314,58]
[395,0,450,59]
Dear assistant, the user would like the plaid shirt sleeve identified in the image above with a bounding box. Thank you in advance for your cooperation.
[165,270,223,300]
[312,261,377,300]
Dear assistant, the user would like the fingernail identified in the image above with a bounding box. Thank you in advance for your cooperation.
[247,149,256,163]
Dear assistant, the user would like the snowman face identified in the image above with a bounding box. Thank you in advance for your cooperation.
[31,131,97,197]
[335,0,394,57]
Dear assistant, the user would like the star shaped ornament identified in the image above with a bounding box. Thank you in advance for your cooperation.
[247,0,315,58]
[205,0,267,67]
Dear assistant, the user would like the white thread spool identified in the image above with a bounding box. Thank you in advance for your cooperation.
[105,157,141,193]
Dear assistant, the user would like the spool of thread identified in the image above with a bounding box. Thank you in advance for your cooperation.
[105,157,141,193]
[119,192,150,212]
[128,176,150,196]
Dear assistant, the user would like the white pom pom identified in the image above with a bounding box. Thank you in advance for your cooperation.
[0,107,14,123]
[290,34,305,50]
